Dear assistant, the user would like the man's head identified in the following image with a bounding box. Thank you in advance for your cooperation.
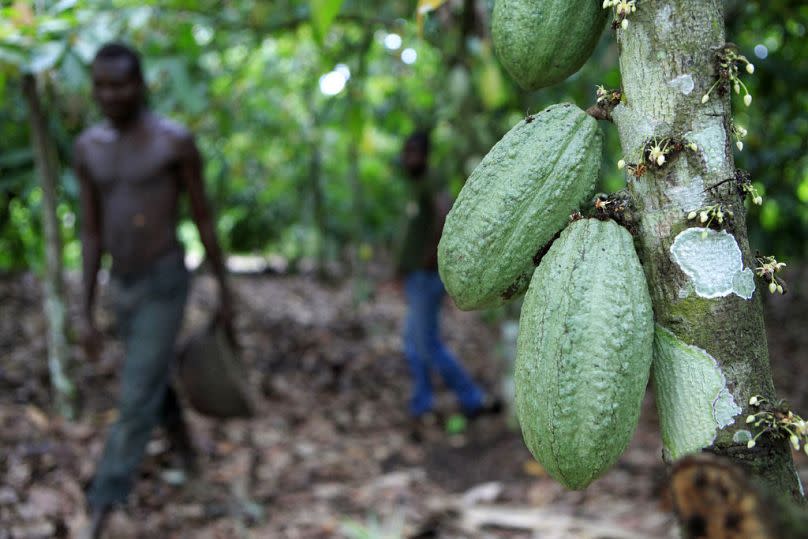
[402,131,430,178]
[91,43,145,123]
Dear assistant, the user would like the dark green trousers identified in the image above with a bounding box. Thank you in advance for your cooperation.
[87,250,189,510]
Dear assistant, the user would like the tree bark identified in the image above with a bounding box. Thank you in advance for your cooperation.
[611,0,801,500]
[309,141,328,277]
[347,32,373,250]
[22,74,77,419]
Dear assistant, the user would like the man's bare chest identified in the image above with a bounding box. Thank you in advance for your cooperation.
[85,136,179,192]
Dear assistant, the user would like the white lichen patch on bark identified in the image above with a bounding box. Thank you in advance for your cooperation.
[652,325,742,460]
[667,74,694,95]
[687,121,733,178]
[731,269,756,299]
[732,430,752,443]
[668,174,706,212]
[612,104,658,163]
[654,5,674,39]
[713,387,741,428]
[670,228,755,299]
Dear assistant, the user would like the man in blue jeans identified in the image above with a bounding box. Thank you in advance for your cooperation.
[397,131,499,420]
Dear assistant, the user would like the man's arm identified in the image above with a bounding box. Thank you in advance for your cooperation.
[176,132,234,330]
[423,190,452,269]
[434,191,452,235]
[75,139,103,359]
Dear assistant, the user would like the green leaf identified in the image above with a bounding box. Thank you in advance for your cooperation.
[445,414,467,435]
[0,45,25,70]
[0,148,34,168]
[417,0,448,15]
[27,40,66,73]
[49,0,78,15]
[309,0,345,45]
[346,103,365,139]
[0,169,34,193]
[416,0,448,35]
[35,17,72,35]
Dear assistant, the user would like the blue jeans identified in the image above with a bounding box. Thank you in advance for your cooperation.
[403,270,485,417]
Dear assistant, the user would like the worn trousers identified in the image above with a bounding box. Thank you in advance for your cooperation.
[403,270,484,417]
[87,250,189,510]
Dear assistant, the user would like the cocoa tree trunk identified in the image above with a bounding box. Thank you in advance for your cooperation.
[611,0,802,500]
[22,73,77,419]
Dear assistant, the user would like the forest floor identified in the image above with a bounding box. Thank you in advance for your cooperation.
[1,264,807,539]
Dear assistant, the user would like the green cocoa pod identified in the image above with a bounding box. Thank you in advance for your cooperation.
[515,218,654,490]
[492,0,609,90]
[438,103,601,311]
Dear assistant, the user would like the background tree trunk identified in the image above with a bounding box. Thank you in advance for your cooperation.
[611,0,802,499]
[22,74,77,419]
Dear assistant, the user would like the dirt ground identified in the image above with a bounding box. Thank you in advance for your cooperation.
[1,264,806,538]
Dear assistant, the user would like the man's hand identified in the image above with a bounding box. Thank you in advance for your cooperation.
[78,316,103,361]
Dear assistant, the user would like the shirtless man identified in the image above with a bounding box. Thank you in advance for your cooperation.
[74,43,232,537]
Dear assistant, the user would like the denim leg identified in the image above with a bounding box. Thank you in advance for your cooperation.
[403,272,434,416]
[88,264,188,509]
[424,272,485,413]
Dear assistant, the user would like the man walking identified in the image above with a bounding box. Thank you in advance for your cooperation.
[74,43,232,537]
[397,131,499,422]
